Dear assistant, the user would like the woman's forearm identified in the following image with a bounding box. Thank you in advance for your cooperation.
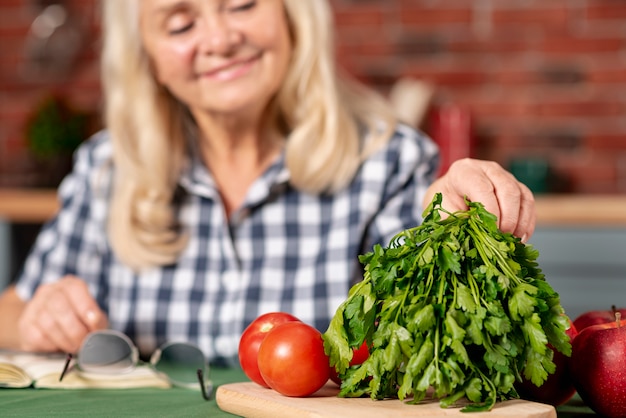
[0,285,26,350]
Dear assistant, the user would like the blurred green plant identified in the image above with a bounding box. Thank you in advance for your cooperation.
[26,93,89,159]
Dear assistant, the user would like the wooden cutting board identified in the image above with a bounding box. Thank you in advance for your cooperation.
[216,382,556,418]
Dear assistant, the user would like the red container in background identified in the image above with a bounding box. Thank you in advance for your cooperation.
[428,104,474,178]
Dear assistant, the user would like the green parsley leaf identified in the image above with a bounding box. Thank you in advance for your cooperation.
[322,193,572,412]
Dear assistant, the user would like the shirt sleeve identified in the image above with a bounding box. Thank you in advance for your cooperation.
[362,124,440,255]
[14,131,114,304]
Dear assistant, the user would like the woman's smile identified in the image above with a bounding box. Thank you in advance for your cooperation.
[199,53,261,82]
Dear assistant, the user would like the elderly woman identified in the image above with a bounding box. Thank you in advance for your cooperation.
[0,0,533,366]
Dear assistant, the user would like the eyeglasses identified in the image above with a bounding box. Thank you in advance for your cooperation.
[59,329,212,400]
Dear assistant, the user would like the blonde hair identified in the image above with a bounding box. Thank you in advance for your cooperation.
[102,0,397,269]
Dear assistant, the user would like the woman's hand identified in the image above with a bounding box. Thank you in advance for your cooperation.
[17,276,108,353]
[424,158,536,241]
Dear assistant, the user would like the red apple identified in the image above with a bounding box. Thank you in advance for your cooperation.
[570,313,626,418]
[516,319,578,406]
[573,305,626,332]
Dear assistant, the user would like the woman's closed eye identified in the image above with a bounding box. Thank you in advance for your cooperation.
[165,1,256,35]
[228,0,256,14]
[169,22,194,35]
[166,11,194,35]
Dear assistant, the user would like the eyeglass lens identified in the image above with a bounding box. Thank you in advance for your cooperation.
[79,332,135,373]
[152,343,213,399]
[153,343,205,386]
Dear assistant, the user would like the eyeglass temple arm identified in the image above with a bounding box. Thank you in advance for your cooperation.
[197,368,213,401]
[59,353,73,382]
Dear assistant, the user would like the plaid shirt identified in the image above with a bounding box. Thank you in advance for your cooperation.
[16,124,438,366]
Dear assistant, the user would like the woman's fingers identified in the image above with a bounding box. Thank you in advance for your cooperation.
[18,276,108,353]
[424,158,536,240]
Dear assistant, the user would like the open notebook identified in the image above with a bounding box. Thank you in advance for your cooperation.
[0,351,170,389]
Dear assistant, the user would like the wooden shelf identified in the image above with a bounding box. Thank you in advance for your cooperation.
[534,194,626,227]
[0,188,625,226]
[0,188,59,223]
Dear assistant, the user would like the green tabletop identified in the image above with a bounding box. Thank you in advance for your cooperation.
[0,367,598,417]
[0,367,247,417]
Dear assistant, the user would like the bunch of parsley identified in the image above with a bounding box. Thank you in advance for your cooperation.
[323,193,572,412]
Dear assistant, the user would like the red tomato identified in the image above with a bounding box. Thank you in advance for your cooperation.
[257,321,330,397]
[238,312,300,387]
[329,341,369,385]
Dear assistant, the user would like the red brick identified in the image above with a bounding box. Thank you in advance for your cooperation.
[0,0,27,6]
[451,35,535,55]
[585,3,626,20]
[540,36,624,54]
[535,99,624,118]
[334,7,389,27]
[399,7,473,27]
[335,41,396,58]
[586,134,626,151]
[589,68,626,84]
[491,6,571,30]
[556,153,620,191]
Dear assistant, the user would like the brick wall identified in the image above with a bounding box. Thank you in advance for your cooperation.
[0,0,101,187]
[1,0,625,193]
[332,0,626,194]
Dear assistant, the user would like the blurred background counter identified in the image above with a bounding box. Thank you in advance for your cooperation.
[0,188,58,223]
[535,194,626,226]
[0,188,59,291]
[1,189,626,320]
[3,188,626,225]
[530,194,626,320]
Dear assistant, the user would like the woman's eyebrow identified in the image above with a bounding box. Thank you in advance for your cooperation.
[150,1,191,17]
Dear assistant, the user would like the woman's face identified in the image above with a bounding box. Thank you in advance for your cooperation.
[139,0,292,118]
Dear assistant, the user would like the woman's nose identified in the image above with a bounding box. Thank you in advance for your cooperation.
[198,16,242,55]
